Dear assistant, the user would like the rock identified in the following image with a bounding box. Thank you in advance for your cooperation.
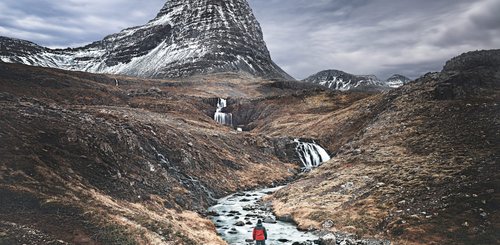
[206,211,219,216]
[243,205,256,211]
[319,234,336,245]
[263,216,277,224]
[322,220,334,229]
[234,221,245,226]
[277,214,294,222]
[278,238,290,242]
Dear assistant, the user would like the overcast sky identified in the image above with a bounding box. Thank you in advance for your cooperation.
[1,0,499,79]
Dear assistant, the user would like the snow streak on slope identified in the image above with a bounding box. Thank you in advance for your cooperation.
[0,0,292,80]
[303,70,410,91]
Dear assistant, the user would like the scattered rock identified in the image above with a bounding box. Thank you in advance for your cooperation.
[322,220,334,229]
[263,216,277,224]
[319,233,336,245]
[206,211,219,217]
[234,221,245,226]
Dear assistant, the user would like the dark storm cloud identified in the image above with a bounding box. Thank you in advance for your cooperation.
[0,0,165,47]
[1,0,499,79]
[248,0,500,79]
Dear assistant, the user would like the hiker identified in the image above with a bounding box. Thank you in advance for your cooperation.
[252,219,267,245]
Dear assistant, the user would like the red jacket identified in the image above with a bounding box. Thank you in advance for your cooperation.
[252,225,267,241]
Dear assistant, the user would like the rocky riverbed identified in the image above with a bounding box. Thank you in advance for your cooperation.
[208,187,320,245]
[208,187,391,245]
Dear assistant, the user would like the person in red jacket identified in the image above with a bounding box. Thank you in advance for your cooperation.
[252,219,268,245]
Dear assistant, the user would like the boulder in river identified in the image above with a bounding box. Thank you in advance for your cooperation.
[263,216,277,224]
[234,221,245,226]
[319,234,336,245]
[206,211,219,216]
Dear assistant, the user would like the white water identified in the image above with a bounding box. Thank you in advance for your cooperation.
[294,139,331,170]
[214,98,233,126]
[208,187,319,245]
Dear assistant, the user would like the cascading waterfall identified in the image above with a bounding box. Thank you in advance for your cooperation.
[214,98,233,126]
[294,139,331,170]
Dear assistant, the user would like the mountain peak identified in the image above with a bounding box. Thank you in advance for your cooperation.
[386,74,411,88]
[0,0,292,80]
[303,69,386,91]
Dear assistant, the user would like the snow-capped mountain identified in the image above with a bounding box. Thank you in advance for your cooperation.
[303,70,411,91]
[385,74,411,88]
[0,0,292,80]
[302,70,387,91]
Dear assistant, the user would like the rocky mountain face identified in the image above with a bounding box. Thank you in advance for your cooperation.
[302,70,386,91]
[0,0,292,80]
[303,70,411,91]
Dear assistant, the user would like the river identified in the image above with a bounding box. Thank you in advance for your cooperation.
[208,186,319,245]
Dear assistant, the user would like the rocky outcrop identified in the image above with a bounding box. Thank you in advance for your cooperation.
[0,0,293,80]
[443,49,500,73]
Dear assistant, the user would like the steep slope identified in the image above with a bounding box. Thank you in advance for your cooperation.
[265,50,500,244]
[0,63,299,244]
[302,69,388,91]
[385,74,411,88]
[0,0,292,80]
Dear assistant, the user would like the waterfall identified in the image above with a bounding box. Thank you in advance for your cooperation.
[294,139,331,170]
[214,98,233,126]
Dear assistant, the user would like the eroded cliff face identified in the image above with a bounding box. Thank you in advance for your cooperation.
[0,0,292,80]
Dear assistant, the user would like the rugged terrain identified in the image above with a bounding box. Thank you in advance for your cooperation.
[263,50,500,244]
[0,0,292,80]
[0,48,498,245]
[0,62,304,244]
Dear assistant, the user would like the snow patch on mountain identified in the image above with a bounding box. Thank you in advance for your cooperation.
[0,0,292,80]
[303,70,411,91]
